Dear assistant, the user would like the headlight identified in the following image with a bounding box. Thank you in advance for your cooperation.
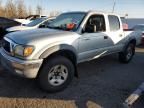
[14,45,34,57]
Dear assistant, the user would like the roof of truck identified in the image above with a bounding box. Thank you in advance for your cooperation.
[63,10,119,16]
[87,10,119,16]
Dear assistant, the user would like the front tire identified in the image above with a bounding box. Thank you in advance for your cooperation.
[119,43,135,63]
[38,56,74,92]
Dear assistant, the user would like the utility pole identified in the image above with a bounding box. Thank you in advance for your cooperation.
[125,13,128,26]
[112,0,116,13]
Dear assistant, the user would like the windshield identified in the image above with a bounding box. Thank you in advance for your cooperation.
[47,12,86,31]
[26,18,47,27]
[133,25,144,31]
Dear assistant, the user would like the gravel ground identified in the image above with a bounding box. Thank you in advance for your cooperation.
[0,47,144,108]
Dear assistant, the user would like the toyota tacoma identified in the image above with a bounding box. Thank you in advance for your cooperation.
[0,11,142,92]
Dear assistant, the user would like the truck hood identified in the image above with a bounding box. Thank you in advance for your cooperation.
[6,25,34,32]
[5,28,77,45]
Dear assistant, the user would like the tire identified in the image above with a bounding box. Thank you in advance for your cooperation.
[38,56,74,92]
[119,43,135,63]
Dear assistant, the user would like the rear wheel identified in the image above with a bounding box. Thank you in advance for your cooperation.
[119,43,135,63]
[38,56,74,92]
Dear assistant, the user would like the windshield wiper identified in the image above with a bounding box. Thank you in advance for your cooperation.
[47,26,65,30]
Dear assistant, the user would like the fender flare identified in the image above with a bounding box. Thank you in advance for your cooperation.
[122,38,136,52]
[39,44,77,59]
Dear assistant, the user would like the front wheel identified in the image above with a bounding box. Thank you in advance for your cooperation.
[38,56,74,92]
[119,43,135,63]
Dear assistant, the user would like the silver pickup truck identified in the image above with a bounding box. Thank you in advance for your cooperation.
[0,11,142,92]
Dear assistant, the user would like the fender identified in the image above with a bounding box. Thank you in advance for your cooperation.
[39,44,77,59]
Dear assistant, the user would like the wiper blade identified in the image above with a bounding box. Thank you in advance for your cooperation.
[47,26,64,30]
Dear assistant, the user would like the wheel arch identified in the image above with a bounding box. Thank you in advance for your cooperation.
[39,44,78,77]
[129,39,136,45]
[39,44,77,59]
[123,38,136,51]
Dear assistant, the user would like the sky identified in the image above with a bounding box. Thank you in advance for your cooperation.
[2,0,144,18]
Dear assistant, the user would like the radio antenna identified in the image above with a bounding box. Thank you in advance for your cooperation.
[112,0,116,13]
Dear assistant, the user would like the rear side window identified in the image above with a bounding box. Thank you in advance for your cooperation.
[108,15,120,31]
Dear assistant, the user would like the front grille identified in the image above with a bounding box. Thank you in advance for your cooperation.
[3,39,11,53]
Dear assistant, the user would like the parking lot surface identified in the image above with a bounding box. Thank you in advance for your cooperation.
[0,47,144,108]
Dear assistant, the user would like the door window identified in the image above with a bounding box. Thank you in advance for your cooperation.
[84,15,106,33]
[108,15,120,31]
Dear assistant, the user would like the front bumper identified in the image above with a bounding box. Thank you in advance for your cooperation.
[0,49,43,78]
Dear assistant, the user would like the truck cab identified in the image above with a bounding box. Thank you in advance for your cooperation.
[77,12,127,62]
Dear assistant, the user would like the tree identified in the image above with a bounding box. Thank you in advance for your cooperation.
[5,0,17,18]
[36,5,42,15]
[0,0,5,17]
[28,6,32,16]
[17,0,27,18]
[49,11,61,17]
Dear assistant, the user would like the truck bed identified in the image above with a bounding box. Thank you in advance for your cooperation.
[124,30,142,45]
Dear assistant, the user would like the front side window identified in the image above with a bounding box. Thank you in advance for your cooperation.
[84,14,106,33]
[108,15,120,31]
[47,12,86,31]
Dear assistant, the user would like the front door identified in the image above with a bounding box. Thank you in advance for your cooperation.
[78,14,113,62]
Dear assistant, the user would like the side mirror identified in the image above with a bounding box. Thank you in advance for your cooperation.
[83,25,97,33]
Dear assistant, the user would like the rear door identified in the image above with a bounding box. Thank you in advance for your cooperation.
[107,15,126,52]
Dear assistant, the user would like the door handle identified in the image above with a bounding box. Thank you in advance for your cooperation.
[104,36,108,39]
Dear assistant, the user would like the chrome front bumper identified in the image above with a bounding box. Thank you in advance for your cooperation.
[0,49,43,78]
